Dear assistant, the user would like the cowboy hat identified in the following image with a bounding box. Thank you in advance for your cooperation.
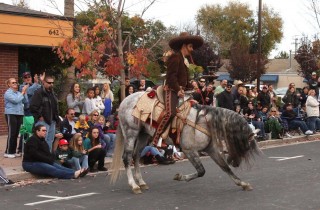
[169,32,204,50]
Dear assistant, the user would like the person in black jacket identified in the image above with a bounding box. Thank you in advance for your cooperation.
[22,125,86,179]
[60,108,77,142]
[30,75,60,153]
[216,83,234,110]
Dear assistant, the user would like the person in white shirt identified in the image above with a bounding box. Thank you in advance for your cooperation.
[93,85,105,114]
[83,88,97,115]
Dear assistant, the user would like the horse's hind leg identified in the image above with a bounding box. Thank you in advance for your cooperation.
[173,150,205,182]
[207,149,253,191]
[133,133,149,190]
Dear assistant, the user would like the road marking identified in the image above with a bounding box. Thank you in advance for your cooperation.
[269,155,304,161]
[25,192,99,206]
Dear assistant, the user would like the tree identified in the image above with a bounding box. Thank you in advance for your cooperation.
[196,2,283,81]
[227,43,268,83]
[274,51,289,59]
[294,38,320,79]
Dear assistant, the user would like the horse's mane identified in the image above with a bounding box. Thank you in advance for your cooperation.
[195,105,259,167]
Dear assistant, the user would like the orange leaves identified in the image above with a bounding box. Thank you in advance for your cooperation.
[104,57,124,76]
[128,48,150,78]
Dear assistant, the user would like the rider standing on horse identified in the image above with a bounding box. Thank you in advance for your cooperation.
[152,32,204,145]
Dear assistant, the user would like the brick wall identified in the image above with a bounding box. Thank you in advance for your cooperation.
[0,45,19,135]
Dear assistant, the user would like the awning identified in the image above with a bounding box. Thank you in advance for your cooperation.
[260,75,278,82]
[216,74,233,81]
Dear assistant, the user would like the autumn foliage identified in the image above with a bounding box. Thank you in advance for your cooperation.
[55,18,150,79]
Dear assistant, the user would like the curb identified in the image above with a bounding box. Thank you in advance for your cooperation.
[5,134,320,182]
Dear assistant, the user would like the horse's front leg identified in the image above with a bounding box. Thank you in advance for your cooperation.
[173,150,205,182]
[207,149,253,191]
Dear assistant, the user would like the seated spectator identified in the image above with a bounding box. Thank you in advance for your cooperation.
[75,114,90,138]
[83,127,107,172]
[60,108,77,142]
[258,106,269,123]
[140,145,174,165]
[243,101,266,139]
[282,103,313,135]
[69,133,89,171]
[264,107,285,139]
[95,115,115,157]
[101,83,113,119]
[216,83,234,110]
[306,89,320,133]
[299,86,309,108]
[22,125,87,179]
[55,139,83,171]
[257,85,270,108]
[87,110,100,128]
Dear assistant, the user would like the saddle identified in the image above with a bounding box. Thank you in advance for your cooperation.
[132,86,193,145]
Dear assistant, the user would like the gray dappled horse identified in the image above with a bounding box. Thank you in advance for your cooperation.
[111,91,261,194]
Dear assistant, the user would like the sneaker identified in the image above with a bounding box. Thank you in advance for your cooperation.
[4,154,16,158]
[305,130,313,135]
[15,152,22,157]
[284,133,292,138]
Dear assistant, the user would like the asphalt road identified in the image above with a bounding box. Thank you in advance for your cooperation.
[1,141,320,210]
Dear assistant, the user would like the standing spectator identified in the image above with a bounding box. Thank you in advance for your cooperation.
[83,127,108,172]
[299,86,309,108]
[22,124,86,179]
[66,83,84,117]
[237,86,249,110]
[190,80,204,104]
[306,89,320,133]
[30,75,60,153]
[118,77,131,101]
[267,84,277,108]
[126,85,135,97]
[4,78,28,158]
[93,85,105,114]
[198,77,207,101]
[138,79,147,91]
[257,85,271,108]
[214,79,227,97]
[204,83,215,105]
[18,72,43,155]
[283,86,300,108]
[231,80,244,98]
[216,83,234,110]
[101,83,114,119]
[60,108,77,142]
[19,72,42,115]
[82,88,96,115]
[308,72,319,96]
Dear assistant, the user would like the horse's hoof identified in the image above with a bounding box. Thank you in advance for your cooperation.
[132,187,142,194]
[242,184,253,191]
[173,173,182,181]
[140,184,149,190]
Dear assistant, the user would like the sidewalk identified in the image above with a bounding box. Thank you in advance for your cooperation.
[1,134,320,182]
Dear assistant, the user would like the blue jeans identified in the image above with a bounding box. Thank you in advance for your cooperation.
[307,117,320,132]
[105,133,116,156]
[68,155,89,170]
[252,121,265,137]
[140,146,162,157]
[289,120,309,133]
[35,120,56,153]
[22,162,75,179]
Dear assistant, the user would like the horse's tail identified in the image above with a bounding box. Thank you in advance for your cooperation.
[110,124,124,184]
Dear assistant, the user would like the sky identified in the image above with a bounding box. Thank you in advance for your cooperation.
[1,0,318,57]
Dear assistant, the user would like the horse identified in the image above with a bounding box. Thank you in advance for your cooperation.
[110,91,261,194]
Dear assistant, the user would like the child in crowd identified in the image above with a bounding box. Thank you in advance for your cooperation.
[69,133,89,172]
[75,114,90,138]
[55,139,78,169]
[83,88,96,115]
[95,115,115,157]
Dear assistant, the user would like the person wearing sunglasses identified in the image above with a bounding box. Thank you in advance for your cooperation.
[4,78,29,158]
[30,75,60,153]
[59,108,77,143]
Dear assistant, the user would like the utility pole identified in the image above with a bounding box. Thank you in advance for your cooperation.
[256,0,262,91]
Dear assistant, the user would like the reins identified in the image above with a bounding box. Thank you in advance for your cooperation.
[176,112,211,137]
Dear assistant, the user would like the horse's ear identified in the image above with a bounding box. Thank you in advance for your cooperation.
[253,129,260,136]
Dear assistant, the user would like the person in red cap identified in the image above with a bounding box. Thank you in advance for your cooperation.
[151,32,204,145]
